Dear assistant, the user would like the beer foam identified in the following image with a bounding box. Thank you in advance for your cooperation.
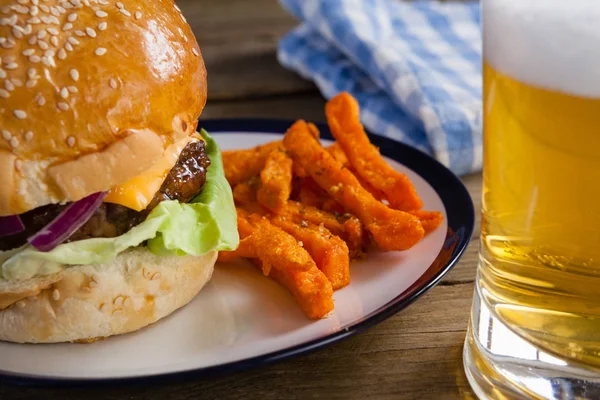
[484,0,600,98]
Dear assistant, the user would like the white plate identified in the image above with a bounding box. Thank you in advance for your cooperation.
[0,120,474,385]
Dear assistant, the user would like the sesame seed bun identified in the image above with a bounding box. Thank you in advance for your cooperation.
[0,0,207,216]
[0,248,217,343]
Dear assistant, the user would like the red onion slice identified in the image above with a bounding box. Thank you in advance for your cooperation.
[28,192,107,252]
[0,215,25,237]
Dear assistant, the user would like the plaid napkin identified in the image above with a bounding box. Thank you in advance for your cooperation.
[277,0,482,176]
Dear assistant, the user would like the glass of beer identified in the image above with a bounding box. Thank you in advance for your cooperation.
[463,1,600,398]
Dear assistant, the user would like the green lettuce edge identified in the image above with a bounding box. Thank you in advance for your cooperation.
[1,129,239,281]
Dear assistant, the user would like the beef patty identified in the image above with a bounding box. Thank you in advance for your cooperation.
[1,139,210,251]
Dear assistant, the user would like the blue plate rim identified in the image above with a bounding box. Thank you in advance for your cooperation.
[0,118,475,388]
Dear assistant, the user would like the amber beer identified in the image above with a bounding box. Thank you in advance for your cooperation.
[465,0,600,398]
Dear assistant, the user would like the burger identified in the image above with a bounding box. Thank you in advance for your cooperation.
[0,0,238,343]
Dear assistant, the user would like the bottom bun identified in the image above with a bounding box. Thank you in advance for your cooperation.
[0,248,217,343]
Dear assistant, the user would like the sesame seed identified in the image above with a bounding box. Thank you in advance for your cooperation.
[109,77,117,88]
[10,137,19,148]
[46,27,59,35]
[50,6,59,16]
[5,62,17,70]
[67,12,77,21]
[24,131,33,141]
[57,5,65,13]
[27,17,39,24]
[37,29,46,38]
[192,48,199,57]
[74,30,85,37]
[16,6,29,14]
[60,87,68,98]
[29,55,40,63]
[95,10,107,17]
[22,48,35,56]
[0,89,8,98]
[14,110,27,119]
[0,69,5,79]
[64,42,73,51]
[99,0,108,4]
[5,80,15,91]
[17,0,29,5]
[38,40,48,50]
[29,5,38,15]
[27,67,36,77]
[57,102,69,111]
[31,0,38,4]
[70,0,81,7]
[50,36,58,46]
[67,85,77,93]
[52,289,60,301]
[37,95,45,105]
[174,4,181,12]
[116,2,123,9]
[181,14,187,23]
[27,35,36,44]
[68,36,79,45]
[62,22,72,30]
[26,79,36,88]
[42,56,55,67]
[97,21,106,30]
[11,78,22,87]
[67,135,75,146]
[62,2,72,8]
[1,130,11,140]
[49,16,59,24]
[14,158,21,170]
[44,49,54,57]
[57,48,66,59]
[85,27,96,37]
[69,68,79,81]
[135,11,141,19]
[95,47,106,56]
[1,38,15,48]
[119,8,130,17]
[40,15,51,23]
[16,300,26,308]
[11,28,23,39]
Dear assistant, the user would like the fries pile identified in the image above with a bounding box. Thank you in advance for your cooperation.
[219,92,443,319]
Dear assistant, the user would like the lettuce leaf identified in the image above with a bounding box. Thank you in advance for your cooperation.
[1,130,239,281]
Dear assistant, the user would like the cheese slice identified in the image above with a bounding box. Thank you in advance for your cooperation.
[104,136,194,211]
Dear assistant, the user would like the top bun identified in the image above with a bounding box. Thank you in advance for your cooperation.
[0,0,207,216]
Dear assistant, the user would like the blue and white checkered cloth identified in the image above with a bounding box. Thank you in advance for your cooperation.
[277,0,482,176]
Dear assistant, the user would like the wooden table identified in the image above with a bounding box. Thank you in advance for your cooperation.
[0,1,480,399]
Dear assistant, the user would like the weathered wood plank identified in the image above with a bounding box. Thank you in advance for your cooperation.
[178,0,317,100]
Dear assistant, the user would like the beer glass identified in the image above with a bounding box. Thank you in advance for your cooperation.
[463,1,600,398]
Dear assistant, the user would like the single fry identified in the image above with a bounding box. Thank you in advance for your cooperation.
[327,142,350,168]
[282,200,365,258]
[222,141,282,186]
[269,215,350,290]
[232,182,257,206]
[246,214,334,319]
[326,93,423,211]
[411,210,444,234]
[296,177,328,208]
[284,120,424,251]
[328,143,384,201]
[257,148,294,213]
[307,122,320,139]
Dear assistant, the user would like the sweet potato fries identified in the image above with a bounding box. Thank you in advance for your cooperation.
[220,92,444,319]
